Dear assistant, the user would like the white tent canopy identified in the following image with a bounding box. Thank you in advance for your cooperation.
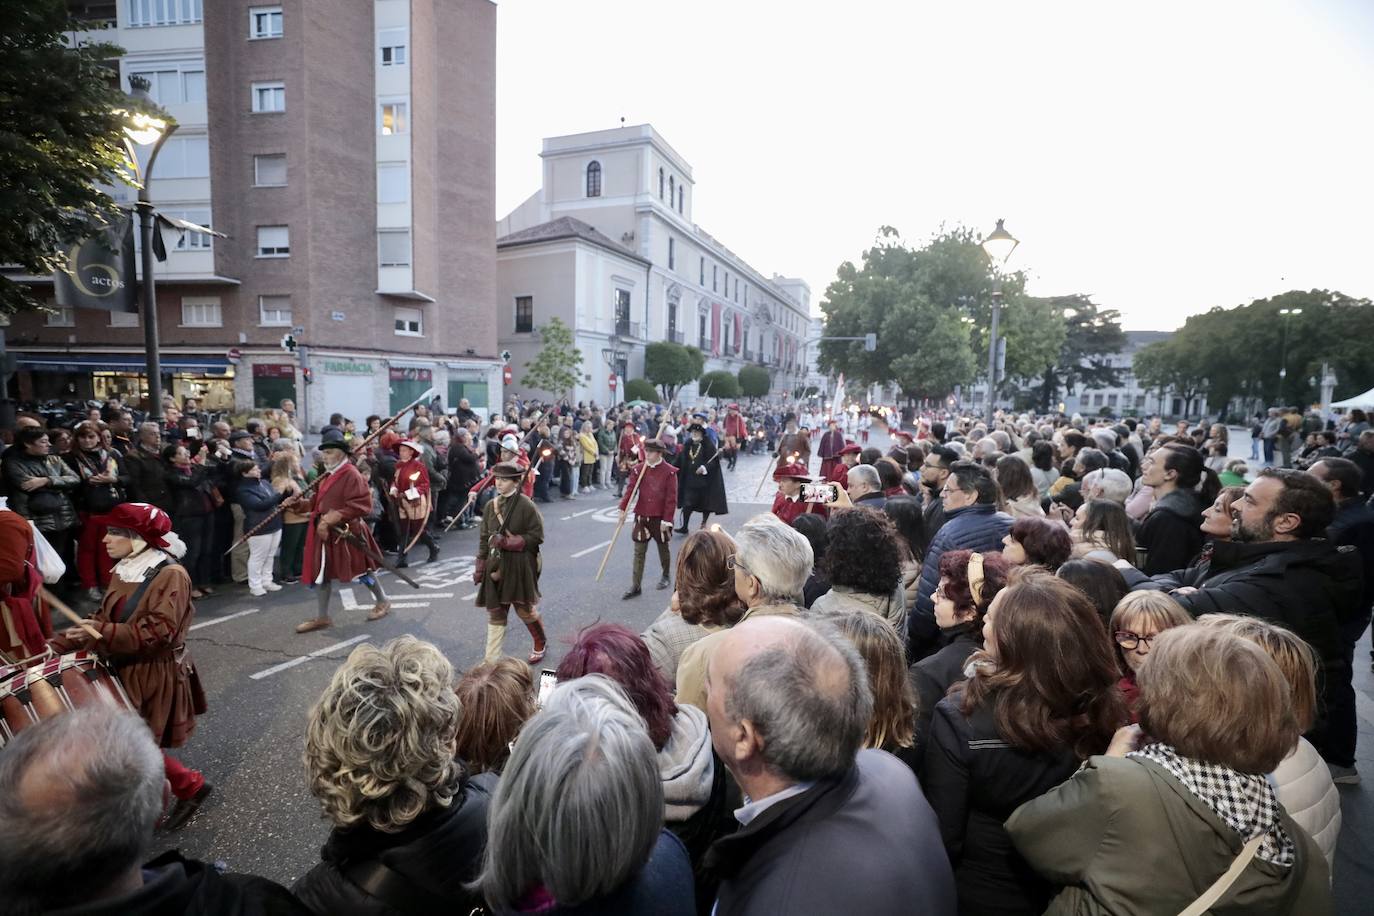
[1331,387,1374,409]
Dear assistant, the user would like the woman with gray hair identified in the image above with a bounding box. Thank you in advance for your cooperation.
[477,675,694,914]
[294,636,496,915]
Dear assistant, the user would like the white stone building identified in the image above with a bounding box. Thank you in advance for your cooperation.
[497,124,811,406]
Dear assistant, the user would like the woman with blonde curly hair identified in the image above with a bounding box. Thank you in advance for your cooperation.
[294,636,495,915]
[835,611,919,772]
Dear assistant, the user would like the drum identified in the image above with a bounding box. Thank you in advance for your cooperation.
[0,651,134,747]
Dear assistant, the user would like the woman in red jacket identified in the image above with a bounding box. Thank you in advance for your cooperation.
[391,440,439,568]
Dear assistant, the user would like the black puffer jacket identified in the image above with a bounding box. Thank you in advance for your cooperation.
[1135,488,1204,575]
[2,451,80,533]
[165,463,216,519]
[65,447,130,514]
[292,773,495,916]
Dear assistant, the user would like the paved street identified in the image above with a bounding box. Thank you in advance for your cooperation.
[149,432,1374,913]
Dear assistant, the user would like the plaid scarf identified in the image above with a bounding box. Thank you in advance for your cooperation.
[1130,742,1294,867]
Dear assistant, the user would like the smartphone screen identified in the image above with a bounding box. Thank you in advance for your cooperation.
[537,669,558,708]
[801,483,837,504]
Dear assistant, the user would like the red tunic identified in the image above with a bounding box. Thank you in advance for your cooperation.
[826,461,850,491]
[301,461,381,584]
[724,414,748,438]
[620,459,678,524]
[772,492,826,525]
[617,432,642,467]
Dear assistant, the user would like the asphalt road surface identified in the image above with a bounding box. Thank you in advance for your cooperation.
[151,430,1373,913]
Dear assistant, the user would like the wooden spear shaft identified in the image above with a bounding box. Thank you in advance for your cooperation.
[597,442,650,581]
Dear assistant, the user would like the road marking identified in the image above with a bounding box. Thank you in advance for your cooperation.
[189,608,261,631]
[340,588,358,610]
[463,591,479,601]
[571,539,613,558]
[249,634,370,680]
[560,507,602,520]
[387,601,431,610]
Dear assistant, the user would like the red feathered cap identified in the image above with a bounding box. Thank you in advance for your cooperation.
[90,502,173,549]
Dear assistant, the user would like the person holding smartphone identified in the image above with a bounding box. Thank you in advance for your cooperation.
[771,463,828,525]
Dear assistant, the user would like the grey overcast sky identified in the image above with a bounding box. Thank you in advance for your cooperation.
[494,0,1374,330]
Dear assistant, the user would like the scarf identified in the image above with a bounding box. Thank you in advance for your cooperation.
[1129,742,1293,867]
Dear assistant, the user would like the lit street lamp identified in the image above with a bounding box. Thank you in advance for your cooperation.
[980,218,1019,427]
[119,75,177,422]
[1276,306,1303,405]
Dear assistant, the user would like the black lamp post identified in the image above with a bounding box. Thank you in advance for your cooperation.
[980,219,1019,427]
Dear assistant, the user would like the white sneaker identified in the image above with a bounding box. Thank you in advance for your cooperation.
[264,582,282,592]
[249,587,267,597]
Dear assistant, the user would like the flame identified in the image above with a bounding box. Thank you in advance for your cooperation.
[789,452,799,462]
[541,448,552,457]
[710,523,723,532]
[409,472,419,481]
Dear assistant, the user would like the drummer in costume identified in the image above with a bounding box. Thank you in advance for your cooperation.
[293,439,390,634]
[618,438,677,599]
[829,441,863,492]
[0,507,49,659]
[817,418,846,482]
[48,502,211,831]
[473,462,546,664]
[390,439,439,568]
[722,403,748,471]
[675,422,728,533]
[771,462,827,525]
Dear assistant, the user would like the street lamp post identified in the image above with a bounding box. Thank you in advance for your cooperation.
[1276,307,1303,405]
[601,338,626,407]
[122,76,176,422]
[980,219,1019,428]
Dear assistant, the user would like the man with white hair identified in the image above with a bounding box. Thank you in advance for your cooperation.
[1081,467,1133,505]
[674,513,811,709]
[846,462,886,510]
[702,617,955,915]
[0,709,308,915]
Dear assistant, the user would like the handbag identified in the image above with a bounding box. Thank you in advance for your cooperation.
[28,522,66,584]
[1176,834,1262,916]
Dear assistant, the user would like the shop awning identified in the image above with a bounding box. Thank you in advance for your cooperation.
[16,354,233,374]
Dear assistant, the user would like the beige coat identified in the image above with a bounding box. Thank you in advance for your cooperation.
[675,602,799,710]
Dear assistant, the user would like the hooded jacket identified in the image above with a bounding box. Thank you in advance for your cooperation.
[661,704,716,822]
[910,504,1011,659]
[1135,487,1204,575]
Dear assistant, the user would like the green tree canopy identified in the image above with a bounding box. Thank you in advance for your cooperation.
[1,2,156,314]
[1030,294,1128,411]
[643,341,699,403]
[521,317,582,402]
[622,378,659,403]
[698,370,739,401]
[737,364,770,399]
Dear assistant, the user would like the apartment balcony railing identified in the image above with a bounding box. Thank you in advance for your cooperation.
[668,330,685,344]
[614,320,642,339]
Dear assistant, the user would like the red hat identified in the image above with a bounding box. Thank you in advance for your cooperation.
[839,443,863,456]
[727,403,740,410]
[379,430,402,451]
[772,463,811,481]
[91,503,173,549]
[893,430,914,441]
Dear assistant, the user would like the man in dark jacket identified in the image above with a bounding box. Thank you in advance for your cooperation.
[120,422,171,510]
[1127,468,1364,779]
[910,461,1012,659]
[0,708,308,916]
[702,616,955,916]
[919,445,959,542]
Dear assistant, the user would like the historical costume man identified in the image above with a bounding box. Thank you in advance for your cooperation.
[817,419,846,482]
[49,502,211,831]
[776,414,811,472]
[619,438,678,599]
[722,403,749,471]
[616,420,643,498]
[473,461,546,663]
[771,462,826,525]
[467,433,536,511]
[829,441,862,492]
[390,439,439,568]
[675,422,729,533]
[294,439,389,634]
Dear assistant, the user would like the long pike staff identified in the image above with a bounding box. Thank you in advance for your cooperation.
[224,388,435,554]
[755,449,797,498]
[444,444,553,534]
[596,436,647,581]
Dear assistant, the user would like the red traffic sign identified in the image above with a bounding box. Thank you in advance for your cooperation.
[608,373,618,389]
[226,347,242,362]
[502,365,513,385]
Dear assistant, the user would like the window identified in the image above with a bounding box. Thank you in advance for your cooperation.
[724,271,729,295]
[667,237,675,270]
[380,101,408,135]
[377,163,408,203]
[248,5,282,38]
[379,28,407,66]
[378,230,411,267]
[129,0,201,28]
[180,297,221,327]
[256,225,290,258]
[668,303,677,339]
[698,313,708,346]
[659,168,665,199]
[165,209,212,250]
[668,175,675,207]
[110,311,139,328]
[128,62,204,105]
[585,161,601,197]
[152,136,209,178]
[1108,394,1119,408]
[394,307,423,336]
[678,185,684,213]
[253,153,286,186]
[734,278,739,302]
[614,289,632,335]
[699,257,705,286]
[259,295,291,326]
[251,81,285,113]
[712,265,717,292]
[515,296,533,333]
[45,306,75,328]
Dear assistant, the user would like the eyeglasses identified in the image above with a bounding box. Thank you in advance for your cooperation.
[726,554,749,575]
[1114,631,1158,650]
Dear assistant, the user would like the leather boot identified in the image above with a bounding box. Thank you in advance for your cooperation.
[524,615,547,665]
[484,623,508,663]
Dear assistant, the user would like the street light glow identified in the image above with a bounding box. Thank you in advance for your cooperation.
[122,111,169,146]
[981,218,1019,265]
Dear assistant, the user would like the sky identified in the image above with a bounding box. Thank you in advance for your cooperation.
[494,0,1374,331]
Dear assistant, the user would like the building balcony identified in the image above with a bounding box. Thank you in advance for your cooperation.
[613,320,642,340]
[668,330,685,344]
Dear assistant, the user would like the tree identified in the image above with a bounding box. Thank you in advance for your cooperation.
[1,2,151,314]
[1134,337,1207,418]
[622,378,659,403]
[737,364,770,400]
[698,370,739,402]
[521,317,582,402]
[643,341,698,403]
[1032,295,1128,411]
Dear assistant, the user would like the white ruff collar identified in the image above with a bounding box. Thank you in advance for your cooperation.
[112,535,185,583]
